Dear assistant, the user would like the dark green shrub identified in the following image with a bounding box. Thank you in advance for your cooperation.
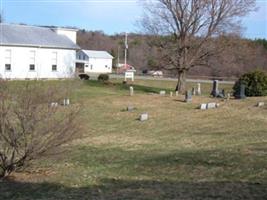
[79,74,90,80]
[98,74,109,82]
[233,70,267,97]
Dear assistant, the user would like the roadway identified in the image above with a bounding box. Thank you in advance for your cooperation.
[109,74,235,85]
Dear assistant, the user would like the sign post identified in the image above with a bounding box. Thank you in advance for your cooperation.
[124,70,135,82]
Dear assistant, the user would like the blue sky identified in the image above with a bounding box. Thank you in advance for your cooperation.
[1,0,266,38]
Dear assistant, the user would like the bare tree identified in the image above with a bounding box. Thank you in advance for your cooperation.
[141,0,256,92]
[0,80,81,179]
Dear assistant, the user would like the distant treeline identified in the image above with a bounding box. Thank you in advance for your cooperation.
[77,30,267,78]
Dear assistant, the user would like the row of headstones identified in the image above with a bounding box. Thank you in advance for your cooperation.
[129,83,201,97]
[50,98,70,107]
[131,101,265,121]
[186,80,246,102]
[211,80,246,99]
[130,80,247,100]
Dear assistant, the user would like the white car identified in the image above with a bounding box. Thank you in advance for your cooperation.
[148,70,163,77]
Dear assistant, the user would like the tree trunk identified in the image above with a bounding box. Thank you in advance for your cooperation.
[175,71,187,93]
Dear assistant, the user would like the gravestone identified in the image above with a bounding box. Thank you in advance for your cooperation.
[160,91,166,96]
[222,89,225,97]
[51,102,58,108]
[227,93,231,101]
[175,91,179,96]
[211,80,219,97]
[257,102,265,107]
[200,103,207,110]
[127,106,135,112]
[206,102,217,109]
[235,84,246,99]
[196,83,201,95]
[185,91,192,102]
[63,99,70,106]
[140,113,149,121]
[130,86,134,96]
[170,92,173,97]
[192,87,196,96]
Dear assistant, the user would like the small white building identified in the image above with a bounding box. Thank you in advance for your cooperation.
[76,50,113,74]
[0,23,79,79]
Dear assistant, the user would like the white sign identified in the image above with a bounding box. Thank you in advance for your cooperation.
[124,70,135,82]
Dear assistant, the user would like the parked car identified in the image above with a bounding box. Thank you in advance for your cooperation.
[117,64,136,73]
[148,70,163,77]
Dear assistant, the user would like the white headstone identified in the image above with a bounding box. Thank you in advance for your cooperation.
[206,102,217,109]
[127,106,135,111]
[63,99,70,106]
[170,92,173,97]
[192,87,196,96]
[130,86,134,96]
[160,91,166,96]
[257,102,265,107]
[200,103,207,110]
[140,113,149,121]
[197,83,201,95]
[175,91,179,96]
[227,93,231,101]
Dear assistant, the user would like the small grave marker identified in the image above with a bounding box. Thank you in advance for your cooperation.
[130,86,134,96]
[206,102,217,109]
[197,83,201,95]
[200,103,207,110]
[160,91,166,96]
[127,106,135,112]
[63,99,70,106]
[199,102,220,110]
[192,87,196,96]
[185,91,192,102]
[170,92,173,97]
[227,93,231,101]
[257,102,265,107]
[140,113,149,121]
[175,91,179,96]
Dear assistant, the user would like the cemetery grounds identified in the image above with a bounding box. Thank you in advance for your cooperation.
[1,79,267,200]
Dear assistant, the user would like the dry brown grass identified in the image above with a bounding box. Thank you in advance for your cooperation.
[1,80,266,200]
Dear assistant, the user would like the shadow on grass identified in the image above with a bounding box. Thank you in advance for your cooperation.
[1,179,266,200]
[83,80,173,94]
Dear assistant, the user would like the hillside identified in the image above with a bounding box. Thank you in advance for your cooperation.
[77,30,267,78]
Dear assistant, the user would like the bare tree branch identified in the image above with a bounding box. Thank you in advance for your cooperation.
[141,0,257,92]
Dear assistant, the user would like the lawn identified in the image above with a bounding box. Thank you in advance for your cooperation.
[1,79,267,200]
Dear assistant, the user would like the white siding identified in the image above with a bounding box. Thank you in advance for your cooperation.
[85,58,112,74]
[0,46,76,79]
[54,29,77,44]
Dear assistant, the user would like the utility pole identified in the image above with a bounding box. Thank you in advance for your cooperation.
[117,46,120,74]
[124,32,128,69]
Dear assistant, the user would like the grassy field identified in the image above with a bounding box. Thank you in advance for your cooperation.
[1,79,267,200]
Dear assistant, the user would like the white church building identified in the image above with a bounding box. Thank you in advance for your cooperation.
[0,23,113,79]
